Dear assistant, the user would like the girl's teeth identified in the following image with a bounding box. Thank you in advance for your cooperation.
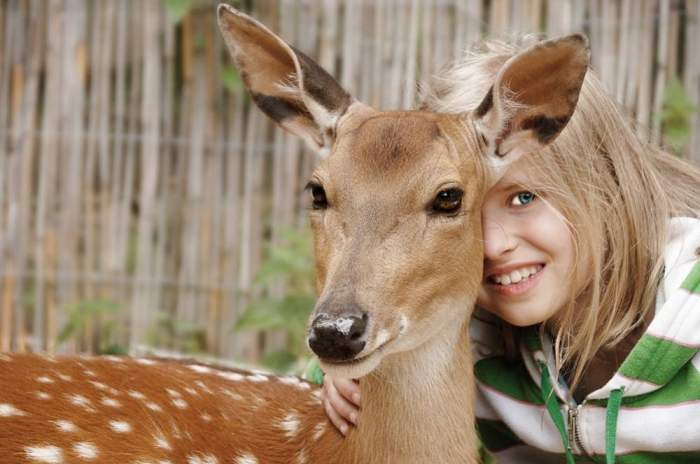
[492,265,541,285]
[509,270,523,283]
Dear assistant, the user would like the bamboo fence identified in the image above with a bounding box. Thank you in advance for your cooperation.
[0,0,698,363]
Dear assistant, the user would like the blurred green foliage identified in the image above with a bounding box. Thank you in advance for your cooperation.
[164,0,194,24]
[235,227,316,374]
[147,312,208,354]
[660,76,698,155]
[221,66,244,94]
[58,298,128,355]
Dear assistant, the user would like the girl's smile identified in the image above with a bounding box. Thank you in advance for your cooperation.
[484,262,545,297]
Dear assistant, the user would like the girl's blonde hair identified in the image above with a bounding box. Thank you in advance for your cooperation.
[421,37,700,388]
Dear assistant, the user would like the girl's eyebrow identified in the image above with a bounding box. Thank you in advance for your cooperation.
[494,181,526,193]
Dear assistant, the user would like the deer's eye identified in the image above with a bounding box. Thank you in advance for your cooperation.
[306,182,328,210]
[431,188,463,215]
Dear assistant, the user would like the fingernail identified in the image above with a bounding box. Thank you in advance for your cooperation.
[352,393,361,404]
[349,412,358,424]
[340,424,348,436]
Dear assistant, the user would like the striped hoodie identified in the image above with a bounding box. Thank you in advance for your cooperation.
[474,217,700,463]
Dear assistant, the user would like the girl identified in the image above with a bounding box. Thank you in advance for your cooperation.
[319,37,700,463]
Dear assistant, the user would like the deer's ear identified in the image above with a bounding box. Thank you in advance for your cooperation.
[217,4,352,156]
[474,34,590,169]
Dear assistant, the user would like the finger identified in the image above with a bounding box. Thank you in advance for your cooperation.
[334,377,361,406]
[326,378,360,425]
[324,395,350,436]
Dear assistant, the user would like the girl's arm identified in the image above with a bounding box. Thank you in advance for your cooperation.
[321,375,361,435]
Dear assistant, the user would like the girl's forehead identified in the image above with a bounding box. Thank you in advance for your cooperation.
[490,160,545,193]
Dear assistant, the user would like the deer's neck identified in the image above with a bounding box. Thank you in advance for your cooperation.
[344,318,477,464]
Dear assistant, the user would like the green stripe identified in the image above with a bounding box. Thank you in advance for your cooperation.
[608,451,700,463]
[476,418,523,452]
[475,357,545,405]
[680,260,700,293]
[491,450,700,463]
[618,334,697,385]
[522,326,542,351]
[588,361,700,408]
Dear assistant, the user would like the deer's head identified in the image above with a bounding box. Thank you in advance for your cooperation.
[218,5,589,379]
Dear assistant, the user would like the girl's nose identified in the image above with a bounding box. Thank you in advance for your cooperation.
[482,220,518,260]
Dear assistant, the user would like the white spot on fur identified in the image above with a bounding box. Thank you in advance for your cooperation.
[146,401,163,412]
[222,389,244,401]
[195,380,213,393]
[90,381,108,391]
[166,388,181,397]
[35,391,51,400]
[185,387,198,396]
[279,376,301,387]
[216,371,244,382]
[109,420,132,433]
[172,398,188,409]
[186,454,218,464]
[279,376,311,389]
[296,449,309,464]
[101,397,121,408]
[56,373,72,382]
[25,445,63,463]
[0,403,26,416]
[154,435,171,450]
[136,358,157,365]
[246,374,268,383]
[375,329,391,347]
[0,353,11,361]
[311,389,322,404]
[54,420,77,432]
[36,376,54,384]
[104,356,123,362]
[200,413,212,422]
[73,442,98,460]
[312,422,326,441]
[278,412,300,438]
[128,390,146,400]
[67,394,94,411]
[84,370,97,377]
[188,365,213,374]
[234,453,258,464]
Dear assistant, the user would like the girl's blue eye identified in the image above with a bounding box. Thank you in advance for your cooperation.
[510,191,536,206]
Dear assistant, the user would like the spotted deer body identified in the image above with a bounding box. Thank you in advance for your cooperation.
[0,5,590,464]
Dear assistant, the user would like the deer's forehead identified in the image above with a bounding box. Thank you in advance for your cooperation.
[330,113,455,180]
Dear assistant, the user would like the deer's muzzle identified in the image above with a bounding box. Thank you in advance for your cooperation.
[308,305,368,361]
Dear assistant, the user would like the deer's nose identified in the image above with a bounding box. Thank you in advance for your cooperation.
[308,312,368,361]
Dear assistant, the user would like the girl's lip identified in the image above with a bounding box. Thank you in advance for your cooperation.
[485,264,545,297]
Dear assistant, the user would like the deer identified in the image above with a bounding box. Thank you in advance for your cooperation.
[0,4,589,464]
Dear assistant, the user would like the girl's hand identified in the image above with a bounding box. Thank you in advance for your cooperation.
[321,375,361,436]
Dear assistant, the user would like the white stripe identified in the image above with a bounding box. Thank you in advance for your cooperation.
[647,292,700,347]
[478,382,565,453]
[691,352,700,372]
[587,373,660,400]
[475,385,500,420]
[578,401,700,454]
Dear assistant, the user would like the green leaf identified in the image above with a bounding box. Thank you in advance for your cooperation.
[165,0,194,24]
[221,66,243,94]
[660,76,699,154]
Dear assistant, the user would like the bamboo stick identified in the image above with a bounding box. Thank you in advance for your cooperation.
[130,0,161,349]
[651,0,670,144]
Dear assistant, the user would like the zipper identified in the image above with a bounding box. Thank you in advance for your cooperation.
[567,404,592,459]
